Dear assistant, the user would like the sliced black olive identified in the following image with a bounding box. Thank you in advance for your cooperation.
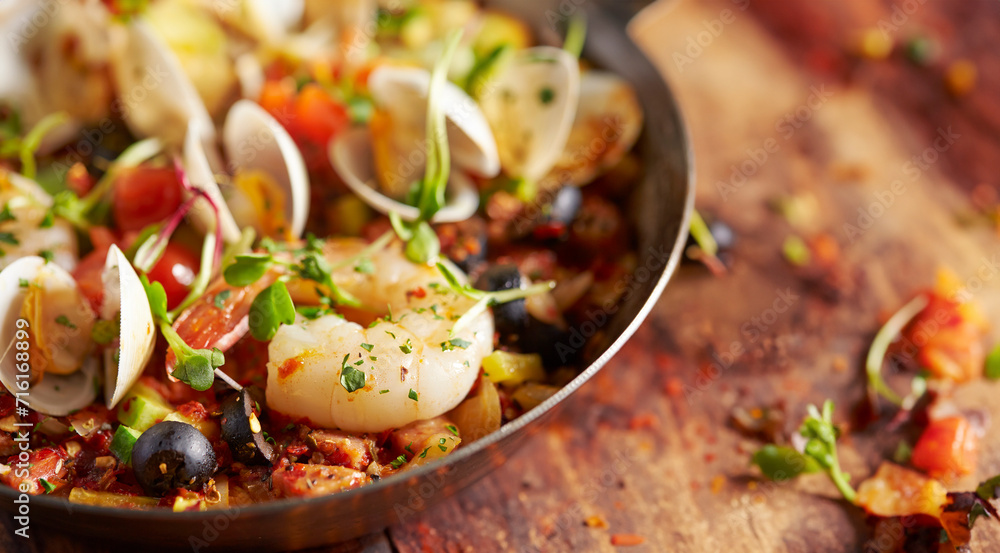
[546,186,582,226]
[475,264,527,337]
[221,388,276,466]
[132,421,216,497]
[519,316,575,369]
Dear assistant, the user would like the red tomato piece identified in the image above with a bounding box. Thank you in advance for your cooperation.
[112,166,184,232]
[911,416,978,478]
[145,243,200,310]
[293,84,349,148]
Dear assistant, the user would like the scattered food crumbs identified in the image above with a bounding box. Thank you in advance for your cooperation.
[782,235,811,266]
[945,59,977,97]
[833,356,848,372]
[584,515,608,529]
[855,28,893,59]
[611,534,646,547]
[711,475,725,494]
[628,413,658,430]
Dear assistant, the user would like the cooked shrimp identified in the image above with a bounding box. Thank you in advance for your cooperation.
[0,172,78,272]
[267,239,494,433]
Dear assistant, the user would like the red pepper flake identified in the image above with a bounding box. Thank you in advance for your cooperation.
[628,413,658,430]
[406,287,427,300]
[286,444,309,456]
[610,534,645,546]
[278,357,304,380]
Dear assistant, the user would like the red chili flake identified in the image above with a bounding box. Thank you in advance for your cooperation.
[278,357,304,380]
[610,534,645,546]
[407,287,427,300]
[628,413,658,430]
[286,444,309,456]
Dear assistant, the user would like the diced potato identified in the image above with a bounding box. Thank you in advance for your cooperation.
[483,351,545,386]
[448,377,501,443]
[511,383,559,411]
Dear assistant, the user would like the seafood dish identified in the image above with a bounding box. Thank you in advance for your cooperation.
[0,0,650,511]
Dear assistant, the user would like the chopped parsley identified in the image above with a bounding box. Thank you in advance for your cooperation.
[214,289,231,309]
[38,249,54,263]
[361,343,374,352]
[354,258,374,274]
[408,388,418,401]
[441,338,471,351]
[0,204,14,223]
[55,315,76,329]
[379,389,390,394]
[0,232,18,245]
[340,354,366,393]
[390,454,407,468]
[446,425,459,436]
[399,339,413,354]
[39,478,56,494]
[18,278,28,288]
[539,87,555,104]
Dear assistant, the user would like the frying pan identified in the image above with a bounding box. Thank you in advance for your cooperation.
[0,0,693,549]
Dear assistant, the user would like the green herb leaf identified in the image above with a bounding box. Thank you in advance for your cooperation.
[39,477,56,494]
[38,249,54,263]
[751,444,820,481]
[55,315,76,329]
[140,274,168,322]
[224,253,274,286]
[379,389,390,394]
[441,338,471,351]
[0,204,15,224]
[986,345,1000,380]
[340,354,367,393]
[390,454,407,468]
[408,388,418,401]
[361,343,374,352]
[248,281,296,341]
[0,232,19,245]
[91,319,119,345]
[214,290,232,309]
[404,220,440,264]
[446,424,459,436]
[354,257,375,274]
[399,339,413,354]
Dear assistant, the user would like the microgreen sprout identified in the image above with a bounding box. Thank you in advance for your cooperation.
[866,294,929,407]
[753,400,857,503]
[389,30,464,264]
[435,262,555,335]
[0,112,70,180]
[562,13,588,59]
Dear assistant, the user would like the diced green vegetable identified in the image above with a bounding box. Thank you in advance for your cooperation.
[110,425,142,465]
[116,382,173,431]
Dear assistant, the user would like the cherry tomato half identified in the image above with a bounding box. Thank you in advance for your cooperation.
[112,166,184,232]
[911,416,978,478]
[145,243,200,310]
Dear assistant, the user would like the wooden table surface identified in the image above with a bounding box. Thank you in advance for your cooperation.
[7,0,1000,551]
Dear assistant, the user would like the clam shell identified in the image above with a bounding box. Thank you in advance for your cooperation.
[222,99,310,239]
[183,121,244,244]
[367,65,501,183]
[110,19,215,149]
[0,257,98,416]
[330,127,479,223]
[477,46,580,183]
[101,245,156,408]
[548,71,644,187]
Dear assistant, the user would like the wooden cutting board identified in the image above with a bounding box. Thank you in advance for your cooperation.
[5,0,1000,551]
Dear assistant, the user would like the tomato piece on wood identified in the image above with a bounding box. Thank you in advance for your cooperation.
[911,416,978,478]
[112,166,184,232]
[145,243,200,310]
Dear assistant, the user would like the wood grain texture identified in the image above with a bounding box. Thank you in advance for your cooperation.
[7,0,1000,551]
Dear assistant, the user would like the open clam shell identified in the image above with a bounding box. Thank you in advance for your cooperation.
[548,71,644,187]
[367,65,501,190]
[101,245,156,408]
[222,99,310,239]
[477,46,580,183]
[0,257,98,416]
[330,127,480,223]
[184,100,310,243]
[110,19,215,149]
